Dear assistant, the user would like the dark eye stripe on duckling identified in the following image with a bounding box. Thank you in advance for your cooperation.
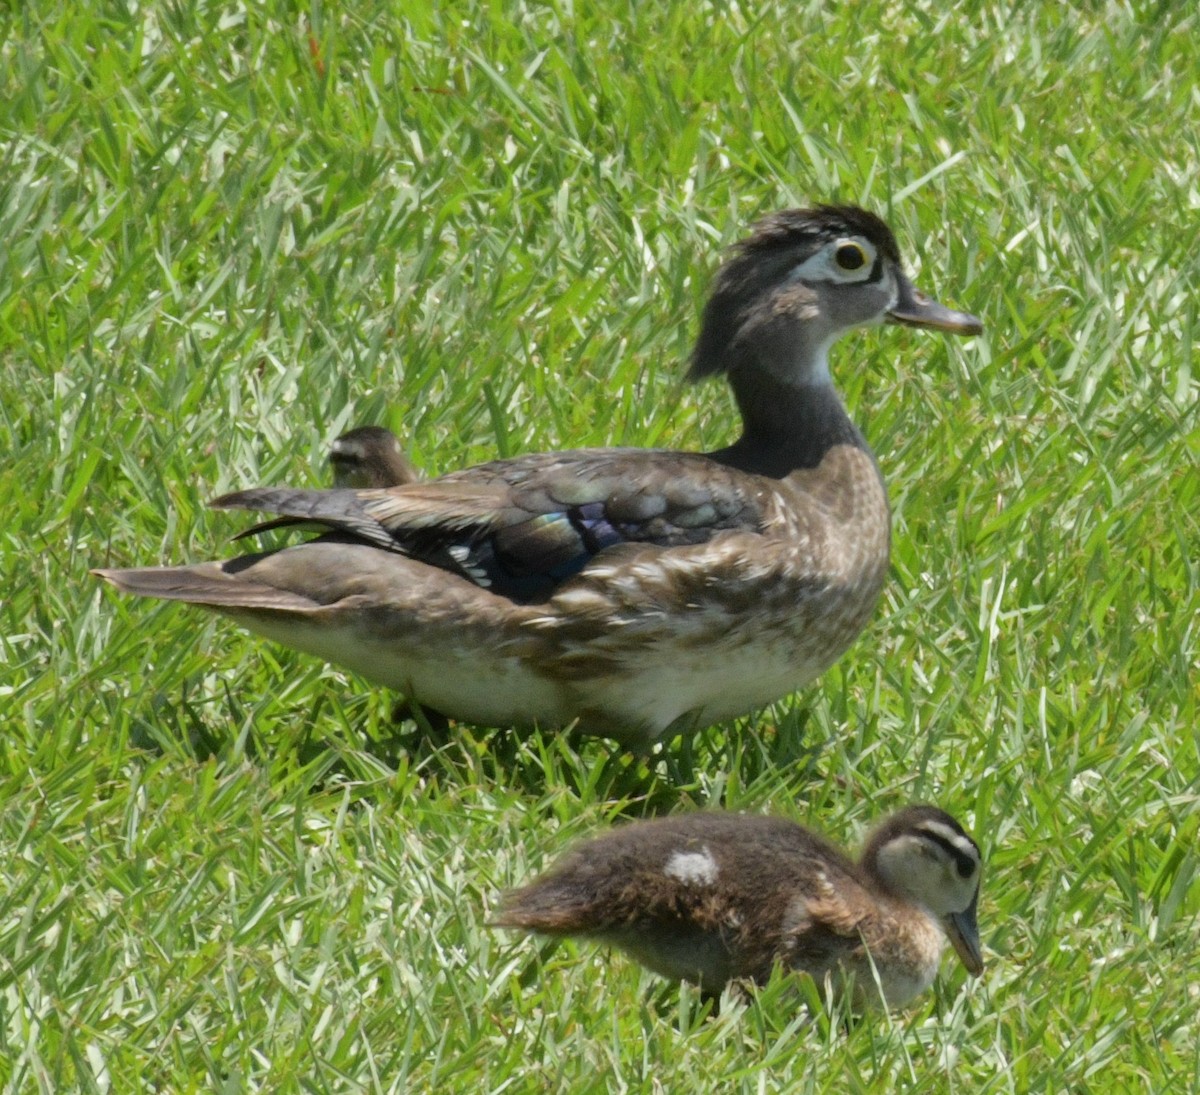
[916,825,980,878]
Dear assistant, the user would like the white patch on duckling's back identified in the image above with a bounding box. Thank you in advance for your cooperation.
[664,847,719,886]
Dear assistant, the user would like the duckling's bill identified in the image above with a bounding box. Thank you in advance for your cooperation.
[945,892,984,976]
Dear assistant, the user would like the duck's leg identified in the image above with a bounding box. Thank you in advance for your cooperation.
[389,697,453,736]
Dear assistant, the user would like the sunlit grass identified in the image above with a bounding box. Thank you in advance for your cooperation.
[1,0,1197,1090]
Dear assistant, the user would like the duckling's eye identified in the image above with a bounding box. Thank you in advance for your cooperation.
[957,858,977,879]
[834,242,867,271]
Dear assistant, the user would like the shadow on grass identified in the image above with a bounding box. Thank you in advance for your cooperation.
[127,678,832,817]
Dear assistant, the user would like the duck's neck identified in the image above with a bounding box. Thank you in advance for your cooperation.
[708,368,871,478]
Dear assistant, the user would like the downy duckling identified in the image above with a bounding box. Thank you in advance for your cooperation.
[493,805,983,1009]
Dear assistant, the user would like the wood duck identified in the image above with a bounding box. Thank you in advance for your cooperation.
[492,805,984,1009]
[329,426,420,489]
[93,206,982,747]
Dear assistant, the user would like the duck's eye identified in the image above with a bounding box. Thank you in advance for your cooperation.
[834,242,867,271]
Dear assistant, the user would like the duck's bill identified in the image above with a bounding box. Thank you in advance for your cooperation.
[945,893,984,976]
[887,273,983,335]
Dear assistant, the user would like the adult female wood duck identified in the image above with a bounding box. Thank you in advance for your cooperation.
[94,206,982,747]
[493,805,984,1009]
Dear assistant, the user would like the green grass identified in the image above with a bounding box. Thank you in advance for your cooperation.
[2,0,1198,1090]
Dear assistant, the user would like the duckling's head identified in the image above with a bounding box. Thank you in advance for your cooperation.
[329,425,418,489]
[862,805,984,976]
[690,205,982,387]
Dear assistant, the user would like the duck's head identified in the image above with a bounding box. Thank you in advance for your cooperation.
[861,805,985,976]
[690,205,982,386]
[329,425,419,489]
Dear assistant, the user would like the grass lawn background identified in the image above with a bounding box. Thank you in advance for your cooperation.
[2,1,1197,1090]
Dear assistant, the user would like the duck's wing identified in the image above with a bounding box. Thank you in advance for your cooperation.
[214,448,770,604]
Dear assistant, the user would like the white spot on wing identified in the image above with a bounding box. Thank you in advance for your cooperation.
[447,544,492,587]
[664,847,718,886]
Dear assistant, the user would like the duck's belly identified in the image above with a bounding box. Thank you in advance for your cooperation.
[232,607,830,743]
[569,638,836,743]
[550,570,886,743]
[228,609,570,728]
[225,565,880,746]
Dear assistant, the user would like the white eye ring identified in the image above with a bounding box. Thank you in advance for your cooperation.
[784,238,876,285]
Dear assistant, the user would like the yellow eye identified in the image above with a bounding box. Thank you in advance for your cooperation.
[834,242,867,271]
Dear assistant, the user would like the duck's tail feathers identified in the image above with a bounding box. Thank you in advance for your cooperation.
[91,563,320,612]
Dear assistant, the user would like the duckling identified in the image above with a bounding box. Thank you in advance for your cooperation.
[93,206,981,747]
[329,426,421,489]
[226,427,425,545]
[492,805,983,1009]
